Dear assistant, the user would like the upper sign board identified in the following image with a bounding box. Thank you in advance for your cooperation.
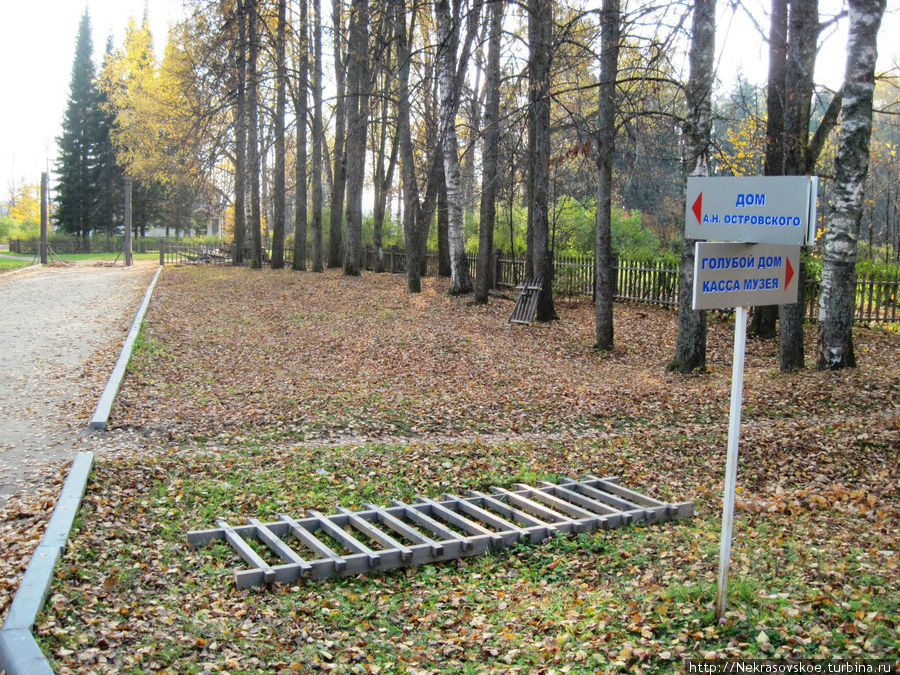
[692,242,801,310]
[685,176,817,246]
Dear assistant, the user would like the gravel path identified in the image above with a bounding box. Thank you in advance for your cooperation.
[0,261,155,506]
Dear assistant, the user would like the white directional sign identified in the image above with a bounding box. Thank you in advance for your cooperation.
[692,242,801,310]
[685,176,817,246]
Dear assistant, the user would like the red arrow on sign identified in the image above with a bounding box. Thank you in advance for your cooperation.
[785,257,795,288]
[692,193,703,225]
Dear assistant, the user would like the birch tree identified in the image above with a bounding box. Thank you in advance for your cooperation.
[434,0,478,294]
[247,0,263,268]
[328,0,347,268]
[817,0,886,369]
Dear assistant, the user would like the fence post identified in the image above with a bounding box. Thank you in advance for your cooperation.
[159,239,165,266]
[610,253,619,300]
[492,249,501,289]
[40,172,49,264]
[124,177,133,267]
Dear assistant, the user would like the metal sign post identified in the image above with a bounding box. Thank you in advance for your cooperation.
[684,174,816,621]
[715,305,748,620]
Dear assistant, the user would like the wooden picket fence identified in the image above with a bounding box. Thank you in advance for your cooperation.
[359,246,900,324]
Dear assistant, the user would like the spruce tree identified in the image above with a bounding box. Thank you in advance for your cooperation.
[56,10,99,242]
[93,35,123,239]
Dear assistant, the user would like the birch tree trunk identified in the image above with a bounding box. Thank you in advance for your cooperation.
[593,0,618,347]
[530,0,556,321]
[271,0,287,269]
[311,0,324,272]
[328,0,347,268]
[343,0,368,276]
[292,0,308,271]
[247,0,263,269]
[434,0,473,294]
[474,0,503,305]
[232,0,247,266]
[817,0,886,369]
[671,0,714,373]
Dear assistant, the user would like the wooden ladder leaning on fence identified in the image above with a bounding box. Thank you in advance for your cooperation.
[508,278,544,325]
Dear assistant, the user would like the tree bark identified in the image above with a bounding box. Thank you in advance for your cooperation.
[247,0,262,269]
[530,0,556,321]
[593,0,618,346]
[817,0,885,369]
[437,156,451,276]
[750,0,787,339]
[671,0,714,373]
[233,0,247,266]
[328,0,347,268]
[434,0,474,294]
[343,0,368,276]
[311,0,324,272]
[293,0,309,271]
[395,0,420,292]
[474,0,503,305]
[778,0,819,368]
[272,0,287,269]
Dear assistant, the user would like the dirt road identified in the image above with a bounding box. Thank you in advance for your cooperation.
[0,261,155,506]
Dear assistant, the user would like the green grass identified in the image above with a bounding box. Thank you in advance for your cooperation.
[33,433,900,672]
[0,258,33,272]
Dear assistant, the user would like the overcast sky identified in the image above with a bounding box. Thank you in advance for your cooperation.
[0,1,897,200]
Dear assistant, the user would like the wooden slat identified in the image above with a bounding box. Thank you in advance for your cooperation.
[464,490,557,534]
[248,518,311,575]
[338,507,413,562]
[512,483,599,520]
[367,504,445,556]
[393,502,475,551]
[444,493,528,540]
[309,510,381,567]
[217,519,276,584]
[416,497,504,548]
[489,487,578,528]
[278,514,347,572]
[537,481,621,516]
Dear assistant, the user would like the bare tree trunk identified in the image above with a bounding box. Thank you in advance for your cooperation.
[779,0,818,369]
[311,0,324,272]
[474,0,503,305]
[272,0,287,269]
[293,0,309,271]
[372,69,399,274]
[233,0,247,266]
[343,0,368,276]
[750,0,787,339]
[395,0,420,292]
[328,0,347,268]
[817,0,885,369]
[247,0,262,269]
[437,156,451,276]
[671,0,714,373]
[434,0,474,294]
[594,0,618,346]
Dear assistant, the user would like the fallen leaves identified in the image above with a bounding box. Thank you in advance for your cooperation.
[1,266,897,672]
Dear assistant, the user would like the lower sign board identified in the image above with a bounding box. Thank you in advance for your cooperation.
[692,242,801,310]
